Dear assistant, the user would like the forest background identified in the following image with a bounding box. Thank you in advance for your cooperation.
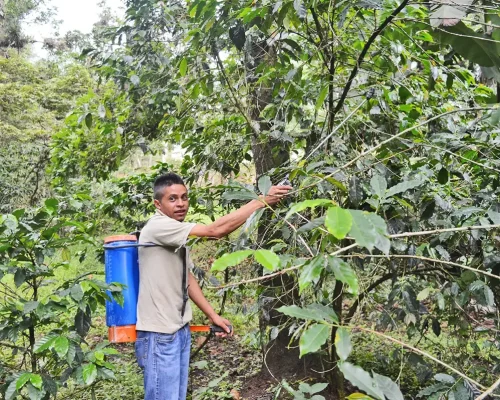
[1,0,500,399]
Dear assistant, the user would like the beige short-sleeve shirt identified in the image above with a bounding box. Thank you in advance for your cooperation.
[136,211,196,334]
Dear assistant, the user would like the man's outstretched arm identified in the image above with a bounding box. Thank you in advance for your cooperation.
[189,185,292,239]
[188,271,232,335]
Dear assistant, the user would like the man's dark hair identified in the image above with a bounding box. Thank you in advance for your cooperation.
[153,173,185,201]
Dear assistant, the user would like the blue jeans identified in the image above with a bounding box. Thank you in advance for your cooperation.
[135,325,191,400]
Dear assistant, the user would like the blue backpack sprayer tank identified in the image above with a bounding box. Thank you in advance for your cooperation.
[103,235,231,343]
[103,235,140,343]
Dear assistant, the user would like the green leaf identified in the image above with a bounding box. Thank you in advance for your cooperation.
[16,373,32,391]
[29,374,43,390]
[335,328,352,361]
[488,209,500,224]
[325,207,352,239]
[27,383,44,400]
[278,304,338,323]
[417,288,431,301]
[211,250,254,272]
[437,168,449,184]
[305,304,339,324]
[82,363,97,385]
[278,305,313,320]
[44,198,59,213]
[54,336,69,358]
[258,175,272,196]
[34,334,57,353]
[348,210,378,251]
[75,306,92,337]
[299,324,330,357]
[327,257,359,295]
[179,58,188,77]
[254,249,280,271]
[23,301,39,314]
[14,268,26,288]
[285,199,333,220]
[130,75,140,85]
[370,175,387,198]
[70,284,84,301]
[315,85,329,110]
[349,210,390,254]
[3,214,18,231]
[298,216,325,233]
[434,22,500,68]
[85,113,93,130]
[386,180,422,198]
[293,0,306,19]
[299,256,325,293]
[372,373,403,400]
[434,373,455,384]
[5,379,18,400]
[339,362,385,400]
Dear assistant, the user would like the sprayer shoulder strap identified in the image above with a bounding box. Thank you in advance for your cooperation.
[180,246,189,319]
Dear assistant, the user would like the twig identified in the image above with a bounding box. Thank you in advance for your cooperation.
[343,254,500,281]
[476,376,500,400]
[389,224,500,239]
[352,325,487,390]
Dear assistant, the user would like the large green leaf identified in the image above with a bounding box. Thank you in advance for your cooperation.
[34,333,57,353]
[254,249,280,271]
[278,304,338,323]
[16,373,32,391]
[325,207,352,239]
[429,1,472,28]
[54,336,69,358]
[211,250,254,272]
[348,211,390,254]
[285,199,333,220]
[372,373,404,400]
[82,363,97,385]
[386,180,423,198]
[339,362,385,400]
[299,324,330,357]
[299,256,325,293]
[370,175,387,198]
[327,257,359,295]
[29,374,43,390]
[258,175,272,196]
[434,22,500,68]
[335,328,352,362]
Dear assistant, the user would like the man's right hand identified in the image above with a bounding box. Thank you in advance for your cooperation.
[261,185,293,206]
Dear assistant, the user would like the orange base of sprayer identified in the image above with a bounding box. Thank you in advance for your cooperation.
[108,325,221,343]
[108,325,137,343]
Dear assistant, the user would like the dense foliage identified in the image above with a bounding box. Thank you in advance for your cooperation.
[3,0,500,398]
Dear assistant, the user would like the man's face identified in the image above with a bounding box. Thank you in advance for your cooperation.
[154,184,189,222]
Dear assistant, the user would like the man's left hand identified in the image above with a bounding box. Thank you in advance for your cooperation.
[210,315,233,337]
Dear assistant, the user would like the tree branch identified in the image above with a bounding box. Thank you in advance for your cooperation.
[331,0,410,119]
[345,266,453,323]
[343,254,500,282]
[212,50,260,137]
[476,376,500,400]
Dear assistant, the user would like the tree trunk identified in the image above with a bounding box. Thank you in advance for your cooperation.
[244,35,302,375]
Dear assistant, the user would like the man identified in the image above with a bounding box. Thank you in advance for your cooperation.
[135,173,292,400]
